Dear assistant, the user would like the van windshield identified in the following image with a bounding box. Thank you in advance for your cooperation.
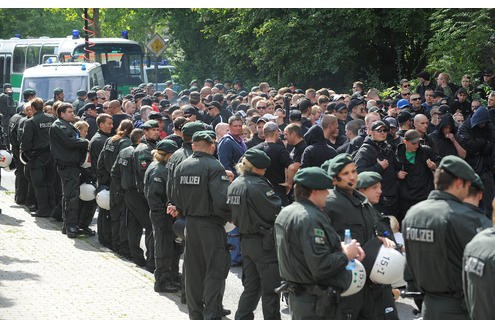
[145,67,172,83]
[22,76,87,103]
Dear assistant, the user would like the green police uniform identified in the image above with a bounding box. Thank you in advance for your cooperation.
[275,167,352,320]
[21,110,56,216]
[174,136,231,319]
[463,227,495,319]
[49,117,89,237]
[402,156,482,319]
[227,149,282,319]
[144,139,182,293]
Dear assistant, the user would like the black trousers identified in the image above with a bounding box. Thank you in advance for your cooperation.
[110,186,129,254]
[13,158,28,204]
[150,212,182,288]
[78,199,97,229]
[422,293,469,319]
[57,165,80,228]
[29,156,56,216]
[234,236,281,320]
[184,217,230,320]
[124,189,154,268]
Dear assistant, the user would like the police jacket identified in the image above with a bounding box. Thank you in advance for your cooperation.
[49,118,89,166]
[8,113,25,158]
[98,136,131,185]
[463,227,495,320]
[395,142,435,201]
[402,190,485,297]
[166,142,193,205]
[144,160,169,214]
[457,108,495,174]
[21,111,55,161]
[354,136,399,198]
[227,172,281,234]
[133,137,157,194]
[218,133,246,175]
[274,199,351,290]
[324,187,376,245]
[174,151,231,225]
[90,130,112,186]
[301,125,337,168]
[111,144,137,191]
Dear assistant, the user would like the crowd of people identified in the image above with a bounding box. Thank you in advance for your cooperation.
[1,68,495,320]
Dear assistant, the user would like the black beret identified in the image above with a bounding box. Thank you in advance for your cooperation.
[294,167,332,190]
[244,148,271,169]
[439,155,476,182]
[142,119,159,129]
[156,139,178,153]
[81,103,96,112]
[182,105,197,115]
[134,92,147,100]
[148,112,163,121]
[327,153,354,180]
[77,90,87,97]
[357,171,382,189]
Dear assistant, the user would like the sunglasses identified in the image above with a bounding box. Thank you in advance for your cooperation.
[410,97,421,101]
[375,129,389,133]
[98,97,106,100]
[401,93,410,96]
[402,84,411,88]
[184,114,192,118]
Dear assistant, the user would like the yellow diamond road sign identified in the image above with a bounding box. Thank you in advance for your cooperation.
[147,33,167,57]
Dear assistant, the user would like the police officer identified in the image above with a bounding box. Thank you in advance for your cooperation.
[324,153,396,319]
[49,103,89,238]
[402,155,485,319]
[173,130,231,320]
[143,139,181,293]
[462,206,495,319]
[0,83,17,148]
[45,87,64,106]
[73,90,88,114]
[274,167,364,320]
[227,148,282,320]
[90,113,114,247]
[130,119,160,272]
[21,97,56,217]
[8,90,35,205]
[111,128,147,267]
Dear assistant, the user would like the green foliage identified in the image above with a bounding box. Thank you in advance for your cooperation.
[426,9,495,82]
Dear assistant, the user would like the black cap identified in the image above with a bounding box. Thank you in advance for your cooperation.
[159,99,170,108]
[348,98,365,111]
[397,111,412,124]
[81,103,96,112]
[148,112,163,121]
[371,120,388,131]
[206,101,222,111]
[77,90,87,97]
[182,105,197,116]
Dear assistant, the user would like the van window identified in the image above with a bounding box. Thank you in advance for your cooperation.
[13,45,27,73]
[26,45,41,68]
[0,57,4,85]
[23,76,87,103]
[41,45,57,63]
[5,56,11,82]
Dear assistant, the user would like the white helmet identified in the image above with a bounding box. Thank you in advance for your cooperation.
[224,221,236,233]
[341,259,366,297]
[79,183,96,201]
[96,188,111,210]
[0,150,12,168]
[80,152,91,168]
[369,246,406,285]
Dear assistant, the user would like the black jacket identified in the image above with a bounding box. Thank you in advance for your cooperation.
[49,118,89,166]
[301,125,337,168]
[428,113,461,160]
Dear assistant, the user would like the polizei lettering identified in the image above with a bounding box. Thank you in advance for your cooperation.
[405,227,434,243]
[227,195,240,205]
[180,176,200,185]
[39,122,52,128]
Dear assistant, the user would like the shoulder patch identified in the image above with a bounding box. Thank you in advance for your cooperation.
[314,237,326,245]
[465,256,485,277]
[314,228,325,237]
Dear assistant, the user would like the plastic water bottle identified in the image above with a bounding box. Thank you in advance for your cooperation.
[344,229,355,270]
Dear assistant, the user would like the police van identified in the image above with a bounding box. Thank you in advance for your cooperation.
[20,62,105,103]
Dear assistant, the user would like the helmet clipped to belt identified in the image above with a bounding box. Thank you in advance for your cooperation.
[341,259,367,297]
[0,150,13,168]
[79,183,96,201]
[96,188,111,210]
[362,238,406,285]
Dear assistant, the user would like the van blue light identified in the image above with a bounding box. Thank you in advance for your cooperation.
[72,30,80,39]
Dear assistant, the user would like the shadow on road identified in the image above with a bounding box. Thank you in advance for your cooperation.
[0,213,24,227]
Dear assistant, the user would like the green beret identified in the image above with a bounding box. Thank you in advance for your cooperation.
[244,148,271,169]
[327,153,354,180]
[142,119,159,129]
[156,139,178,153]
[357,171,382,189]
[181,121,205,136]
[294,167,332,190]
[321,159,331,173]
[76,90,87,97]
[439,155,476,182]
[192,130,215,143]
[53,87,63,94]
[471,173,484,191]
[23,88,36,96]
